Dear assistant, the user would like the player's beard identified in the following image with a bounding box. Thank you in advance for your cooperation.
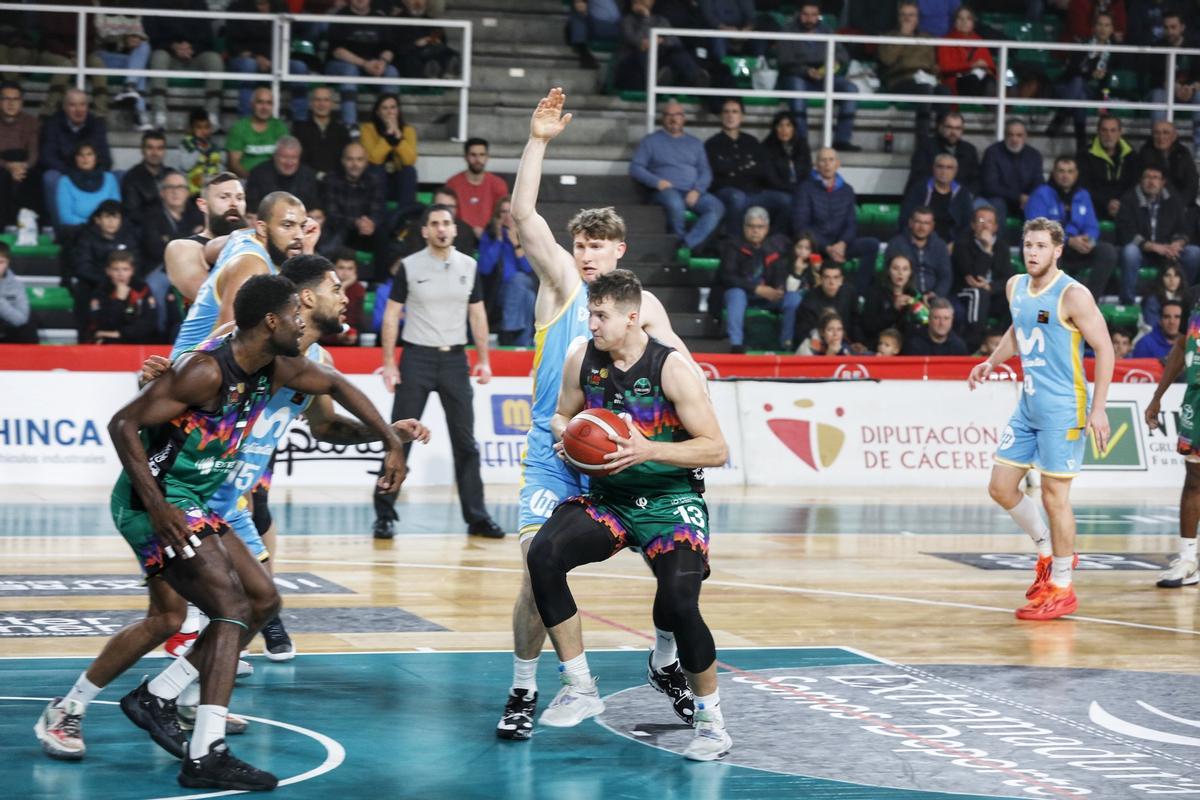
[266,238,290,267]
[312,307,343,337]
[209,211,245,237]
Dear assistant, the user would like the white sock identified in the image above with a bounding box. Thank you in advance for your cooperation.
[512,655,539,694]
[694,690,724,725]
[63,673,102,708]
[189,704,227,759]
[651,628,677,670]
[178,678,200,708]
[560,653,595,692]
[180,604,203,635]
[1007,496,1052,557]
[148,656,199,700]
[1181,537,1198,562]
[1051,555,1074,588]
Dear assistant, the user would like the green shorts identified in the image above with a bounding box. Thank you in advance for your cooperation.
[564,491,711,574]
[110,487,228,577]
[1180,385,1200,458]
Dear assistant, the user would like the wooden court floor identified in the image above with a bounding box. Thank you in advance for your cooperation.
[2,486,1200,799]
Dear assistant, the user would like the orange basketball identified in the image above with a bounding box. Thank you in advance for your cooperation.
[562,408,631,477]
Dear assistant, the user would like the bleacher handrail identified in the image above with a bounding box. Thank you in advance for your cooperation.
[0,2,473,140]
[647,25,1200,143]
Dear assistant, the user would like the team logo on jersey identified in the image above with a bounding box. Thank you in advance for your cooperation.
[599,368,609,379]
[765,398,846,471]
[1037,310,1050,324]
[633,378,652,396]
[635,497,648,508]
[999,425,1015,451]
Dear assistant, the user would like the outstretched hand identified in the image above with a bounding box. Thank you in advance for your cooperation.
[531,87,573,141]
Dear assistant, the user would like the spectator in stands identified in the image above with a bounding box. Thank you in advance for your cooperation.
[793,147,880,294]
[567,0,621,68]
[1142,263,1187,328]
[878,1,949,136]
[1127,0,1168,46]
[760,110,812,195]
[1047,11,1118,154]
[227,0,311,122]
[40,89,111,227]
[919,0,961,37]
[227,87,290,179]
[55,143,120,230]
[144,0,223,131]
[717,206,799,353]
[885,206,952,303]
[952,204,1012,350]
[445,138,508,239]
[1117,164,1200,303]
[392,0,460,79]
[904,296,967,354]
[1064,0,1126,43]
[1132,298,1183,359]
[937,7,997,99]
[68,199,141,334]
[876,328,903,355]
[899,153,973,246]
[700,0,760,61]
[860,253,920,350]
[1148,12,1200,152]
[1138,120,1198,209]
[631,101,725,252]
[33,7,108,118]
[786,233,820,294]
[360,94,419,214]
[120,131,169,231]
[908,111,980,195]
[797,309,853,355]
[980,119,1043,223]
[94,8,152,131]
[477,197,536,346]
[380,185,478,284]
[142,169,202,268]
[321,248,367,346]
[975,327,1004,357]
[706,98,791,237]
[177,109,224,195]
[777,2,860,151]
[326,0,400,127]
[319,141,386,264]
[1026,155,1118,298]
[1080,114,1137,221]
[87,250,158,344]
[614,0,708,91]
[0,242,36,343]
[798,262,858,343]
[1111,328,1133,358]
[293,86,351,181]
[0,82,39,230]
[246,136,321,213]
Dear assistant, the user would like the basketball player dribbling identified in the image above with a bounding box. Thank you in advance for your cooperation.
[969,217,1113,620]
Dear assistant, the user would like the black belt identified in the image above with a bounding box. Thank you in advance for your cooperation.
[403,342,465,352]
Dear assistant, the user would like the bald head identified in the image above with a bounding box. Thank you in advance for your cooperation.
[816,147,840,180]
[273,136,301,177]
[662,101,686,135]
[342,141,368,179]
[63,88,89,125]
[258,191,304,224]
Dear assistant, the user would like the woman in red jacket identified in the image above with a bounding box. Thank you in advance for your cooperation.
[938,7,997,98]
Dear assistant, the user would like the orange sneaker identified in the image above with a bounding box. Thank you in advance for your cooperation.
[1026,553,1080,599]
[164,630,197,658]
[1016,584,1078,620]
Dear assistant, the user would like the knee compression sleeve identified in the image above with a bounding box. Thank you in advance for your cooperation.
[526,503,616,629]
[653,549,716,674]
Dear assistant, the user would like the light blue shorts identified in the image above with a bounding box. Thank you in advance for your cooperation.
[224,503,269,560]
[995,412,1087,478]
[518,458,586,544]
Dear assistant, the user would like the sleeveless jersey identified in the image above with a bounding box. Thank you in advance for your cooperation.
[1184,287,1200,387]
[579,337,705,498]
[207,342,325,520]
[172,228,271,358]
[113,334,274,511]
[525,281,591,468]
[1010,271,1090,429]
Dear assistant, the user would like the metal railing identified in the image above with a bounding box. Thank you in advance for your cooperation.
[0,3,472,140]
[647,26,1200,144]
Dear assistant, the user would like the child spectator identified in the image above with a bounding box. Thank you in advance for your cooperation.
[87,250,158,343]
[1142,263,1187,329]
[177,108,224,194]
[0,241,36,342]
[797,310,852,355]
[876,328,903,356]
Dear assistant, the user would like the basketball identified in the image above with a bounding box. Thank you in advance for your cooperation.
[561,408,631,476]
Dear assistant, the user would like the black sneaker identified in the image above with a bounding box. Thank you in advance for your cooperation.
[467,518,505,539]
[120,677,188,758]
[261,616,296,662]
[647,657,695,726]
[496,689,537,740]
[178,739,278,791]
[372,518,395,539]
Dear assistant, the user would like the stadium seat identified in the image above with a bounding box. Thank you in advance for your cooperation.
[1099,303,1139,329]
[26,285,72,313]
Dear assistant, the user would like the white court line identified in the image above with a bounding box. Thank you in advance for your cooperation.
[4,697,345,799]
[0,645,867,660]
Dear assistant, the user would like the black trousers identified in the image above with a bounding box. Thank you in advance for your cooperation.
[374,344,489,526]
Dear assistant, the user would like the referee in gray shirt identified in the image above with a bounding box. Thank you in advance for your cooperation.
[376,204,504,539]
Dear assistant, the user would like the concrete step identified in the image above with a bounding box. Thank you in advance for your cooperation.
[469,61,600,95]
[456,10,568,46]
[649,285,700,311]
[626,262,718,287]
[669,312,722,339]
[536,174,649,206]
[450,0,566,13]
[537,202,666,236]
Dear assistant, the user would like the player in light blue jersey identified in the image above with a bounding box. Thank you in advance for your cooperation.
[497,88,702,741]
[969,217,1113,621]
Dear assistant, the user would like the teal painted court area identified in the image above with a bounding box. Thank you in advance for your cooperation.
[3,647,1003,800]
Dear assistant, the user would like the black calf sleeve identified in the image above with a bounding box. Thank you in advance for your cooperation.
[527,503,618,629]
[251,476,272,536]
[653,548,716,674]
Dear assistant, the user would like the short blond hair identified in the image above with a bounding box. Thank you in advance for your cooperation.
[568,206,626,242]
[1023,217,1065,248]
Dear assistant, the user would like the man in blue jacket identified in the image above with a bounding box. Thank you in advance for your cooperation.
[630,100,725,252]
[792,147,879,294]
[980,120,1043,224]
[1025,155,1118,298]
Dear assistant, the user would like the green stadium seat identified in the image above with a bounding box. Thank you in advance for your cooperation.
[27,285,72,312]
[688,257,720,271]
[1099,220,1115,235]
[0,232,59,258]
[416,191,433,205]
[363,290,375,318]
[1099,303,1139,329]
[723,307,781,350]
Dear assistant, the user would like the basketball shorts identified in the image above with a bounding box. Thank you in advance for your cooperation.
[995,412,1087,478]
[225,501,269,561]
[110,491,229,577]
[518,458,586,544]
[563,491,711,576]
[1178,385,1200,461]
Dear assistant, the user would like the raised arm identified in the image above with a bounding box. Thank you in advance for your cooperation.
[550,339,588,442]
[1064,282,1112,453]
[164,239,208,304]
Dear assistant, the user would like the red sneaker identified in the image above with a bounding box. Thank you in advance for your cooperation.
[1016,584,1078,620]
[164,631,197,658]
[1026,553,1080,599]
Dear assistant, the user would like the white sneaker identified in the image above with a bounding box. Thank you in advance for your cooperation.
[34,697,86,760]
[135,110,154,132]
[1157,557,1199,588]
[237,658,254,677]
[538,673,604,728]
[683,707,732,761]
[152,110,167,130]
